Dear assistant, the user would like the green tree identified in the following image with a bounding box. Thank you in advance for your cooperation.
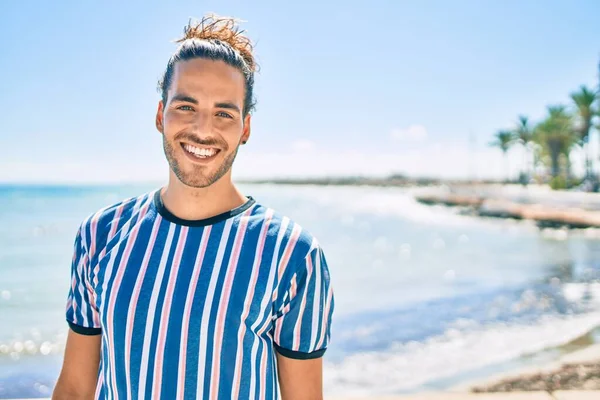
[513,115,533,184]
[570,85,598,179]
[533,105,577,187]
[490,130,515,182]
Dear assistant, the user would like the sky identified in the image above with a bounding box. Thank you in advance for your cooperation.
[1,0,599,183]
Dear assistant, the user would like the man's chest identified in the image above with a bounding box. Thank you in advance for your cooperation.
[91,231,280,342]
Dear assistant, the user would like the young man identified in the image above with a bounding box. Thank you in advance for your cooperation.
[52,15,334,400]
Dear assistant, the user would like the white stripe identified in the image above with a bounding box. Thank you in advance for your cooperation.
[209,211,253,400]
[196,219,234,399]
[309,246,322,351]
[101,196,146,400]
[175,227,212,400]
[229,209,273,398]
[151,226,189,398]
[74,254,90,326]
[75,216,95,327]
[292,250,314,351]
[124,215,163,400]
[249,215,289,398]
[137,223,176,399]
[270,217,291,304]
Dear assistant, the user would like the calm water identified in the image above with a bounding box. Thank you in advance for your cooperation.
[1,183,600,398]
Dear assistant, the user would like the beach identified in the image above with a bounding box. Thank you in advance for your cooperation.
[1,183,599,398]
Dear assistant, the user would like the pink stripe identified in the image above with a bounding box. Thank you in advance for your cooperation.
[71,225,91,326]
[274,302,290,344]
[259,341,267,400]
[231,210,273,399]
[95,370,104,399]
[152,227,189,399]
[105,202,151,399]
[293,256,314,350]
[271,222,301,305]
[89,213,99,258]
[176,226,212,399]
[272,270,298,346]
[97,204,125,260]
[316,285,334,349]
[124,215,162,400]
[85,199,128,328]
[94,200,132,288]
[277,224,302,281]
[209,210,253,400]
[70,264,79,323]
[85,278,101,327]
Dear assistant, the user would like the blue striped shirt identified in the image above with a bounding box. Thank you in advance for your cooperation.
[65,188,334,399]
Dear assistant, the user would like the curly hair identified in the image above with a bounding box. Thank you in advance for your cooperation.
[158,14,258,116]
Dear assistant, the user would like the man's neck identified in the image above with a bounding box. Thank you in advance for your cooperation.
[160,172,248,222]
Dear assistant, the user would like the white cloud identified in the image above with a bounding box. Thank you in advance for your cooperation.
[291,139,316,152]
[390,124,428,142]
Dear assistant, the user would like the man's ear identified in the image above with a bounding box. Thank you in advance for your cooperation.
[241,114,251,144]
[156,101,165,134]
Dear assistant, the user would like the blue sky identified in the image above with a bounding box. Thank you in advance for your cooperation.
[1,0,599,183]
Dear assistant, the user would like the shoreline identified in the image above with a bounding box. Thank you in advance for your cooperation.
[449,342,600,394]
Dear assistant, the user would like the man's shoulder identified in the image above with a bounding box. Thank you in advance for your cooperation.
[77,189,157,250]
[251,202,321,256]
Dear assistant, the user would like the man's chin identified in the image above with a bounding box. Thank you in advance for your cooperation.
[177,174,217,189]
[173,166,231,189]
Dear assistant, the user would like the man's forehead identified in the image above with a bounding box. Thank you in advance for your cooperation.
[174,59,243,82]
[171,59,245,99]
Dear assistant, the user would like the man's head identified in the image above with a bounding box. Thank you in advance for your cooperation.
[156,15,257,188]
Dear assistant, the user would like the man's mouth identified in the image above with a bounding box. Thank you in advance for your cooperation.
[181,143,221,160]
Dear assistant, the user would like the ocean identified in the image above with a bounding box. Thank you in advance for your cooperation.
[1,183,599,398]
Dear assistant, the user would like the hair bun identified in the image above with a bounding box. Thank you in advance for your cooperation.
[176,14,256,72]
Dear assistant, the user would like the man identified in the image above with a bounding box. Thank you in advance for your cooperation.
[52,14,334,400]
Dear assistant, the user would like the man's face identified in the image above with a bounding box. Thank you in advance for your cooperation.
[156,58,250,188]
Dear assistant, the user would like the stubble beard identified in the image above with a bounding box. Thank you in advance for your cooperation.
[162,136,240,189]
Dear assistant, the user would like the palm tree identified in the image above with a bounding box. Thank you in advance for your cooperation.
[570,85,597,180]
[490,130,514,182]
[513,115,533,184]
[533,105,576,185]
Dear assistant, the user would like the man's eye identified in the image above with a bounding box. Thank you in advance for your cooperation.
[216,111,233,119]
[177,105,194,111]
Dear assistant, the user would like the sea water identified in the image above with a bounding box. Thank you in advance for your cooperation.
[1,183,599,398]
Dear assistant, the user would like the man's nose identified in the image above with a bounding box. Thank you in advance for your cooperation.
[191,110,212,135]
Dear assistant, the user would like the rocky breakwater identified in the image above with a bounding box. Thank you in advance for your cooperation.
[415,193,600,229]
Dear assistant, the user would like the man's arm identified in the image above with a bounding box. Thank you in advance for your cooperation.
[276,353,323,400]
[52,330,101,399]
[273,244,334,400]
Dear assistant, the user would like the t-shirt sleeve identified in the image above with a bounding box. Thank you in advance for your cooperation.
[65,224,102,335]
[273,245,335,359]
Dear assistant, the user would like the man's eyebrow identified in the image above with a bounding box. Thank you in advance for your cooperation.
[170,94,198,104]
[215,102,241,113]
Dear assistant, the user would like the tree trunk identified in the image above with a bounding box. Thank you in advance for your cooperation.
[583,140,591,179]
[521,146,526,185]
[504,152,509,183]
[550,151,560,179]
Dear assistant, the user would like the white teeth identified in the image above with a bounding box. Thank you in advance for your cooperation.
[184,144,217,158]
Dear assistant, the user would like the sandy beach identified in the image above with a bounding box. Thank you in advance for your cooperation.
[448,343,600,393]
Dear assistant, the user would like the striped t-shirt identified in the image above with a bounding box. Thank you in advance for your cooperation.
[65,188,334,399]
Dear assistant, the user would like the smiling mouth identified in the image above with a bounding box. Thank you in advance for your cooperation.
[181,143,221,160]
